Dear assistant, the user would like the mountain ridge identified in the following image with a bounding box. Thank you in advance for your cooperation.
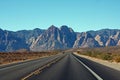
[0,25,120,52]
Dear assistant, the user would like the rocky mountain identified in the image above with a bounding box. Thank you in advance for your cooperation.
[73,32,100,48]
[0,28,45,51]
[0,26,120,52]
[88,29,120,47]
[30,25,76,51]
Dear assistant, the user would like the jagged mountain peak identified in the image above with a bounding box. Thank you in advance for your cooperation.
[48,25,57,29]
[60,25,69,29]
[47,25,59,32]
[0,26,120,51]
[33,28,43,31]
[60,25,74,32]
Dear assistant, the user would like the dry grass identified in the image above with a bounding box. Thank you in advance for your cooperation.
[76,46,120,63]
[0,51,59,65]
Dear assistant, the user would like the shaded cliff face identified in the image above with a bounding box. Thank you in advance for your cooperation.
[30,25,76,51]
[0,28,44,51]
[88,29,120,47]
[0,30,27,51]
[73,32,99,48]
[0,27,120,52]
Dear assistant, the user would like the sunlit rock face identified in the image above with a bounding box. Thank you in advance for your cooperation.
[31,25,76,51]
[0,27,120,52]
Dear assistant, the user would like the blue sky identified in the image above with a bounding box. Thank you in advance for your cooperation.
[0,0,120,32]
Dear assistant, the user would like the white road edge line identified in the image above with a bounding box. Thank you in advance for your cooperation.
[73,55,103,80]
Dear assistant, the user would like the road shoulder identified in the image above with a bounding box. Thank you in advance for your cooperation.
[74,52,120,71]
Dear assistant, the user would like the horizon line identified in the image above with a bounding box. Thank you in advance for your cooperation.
[0,25,120,32]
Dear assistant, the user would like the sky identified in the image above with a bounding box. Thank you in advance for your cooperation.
[0,0,120,32]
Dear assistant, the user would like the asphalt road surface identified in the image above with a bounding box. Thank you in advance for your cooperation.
[0,53,120,80]
[73,54,120,80]
[28,53,98,80]
[0,53,65,80]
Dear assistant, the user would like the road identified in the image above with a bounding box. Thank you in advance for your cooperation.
[0,53,65,80]
[0,53,120,80]
[73,54,120,80]
[27,53,97,80]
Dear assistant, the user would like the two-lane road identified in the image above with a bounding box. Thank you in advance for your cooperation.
[0,53,120,80]
[27,53,120,80]
[28,53,97,80]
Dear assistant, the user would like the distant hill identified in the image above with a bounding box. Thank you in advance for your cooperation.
[0,26,120,51]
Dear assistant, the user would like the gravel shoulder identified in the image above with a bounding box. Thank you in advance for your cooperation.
[74,52,120,71]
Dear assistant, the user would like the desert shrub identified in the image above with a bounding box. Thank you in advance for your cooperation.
[76,46,120,63]
[85,50,100,57]
[77,51,81,54]
[86,51,92,56]
[100,53,112,60]
[0,51,59,65]
[113,56,120,63]
[0,58,3,64]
